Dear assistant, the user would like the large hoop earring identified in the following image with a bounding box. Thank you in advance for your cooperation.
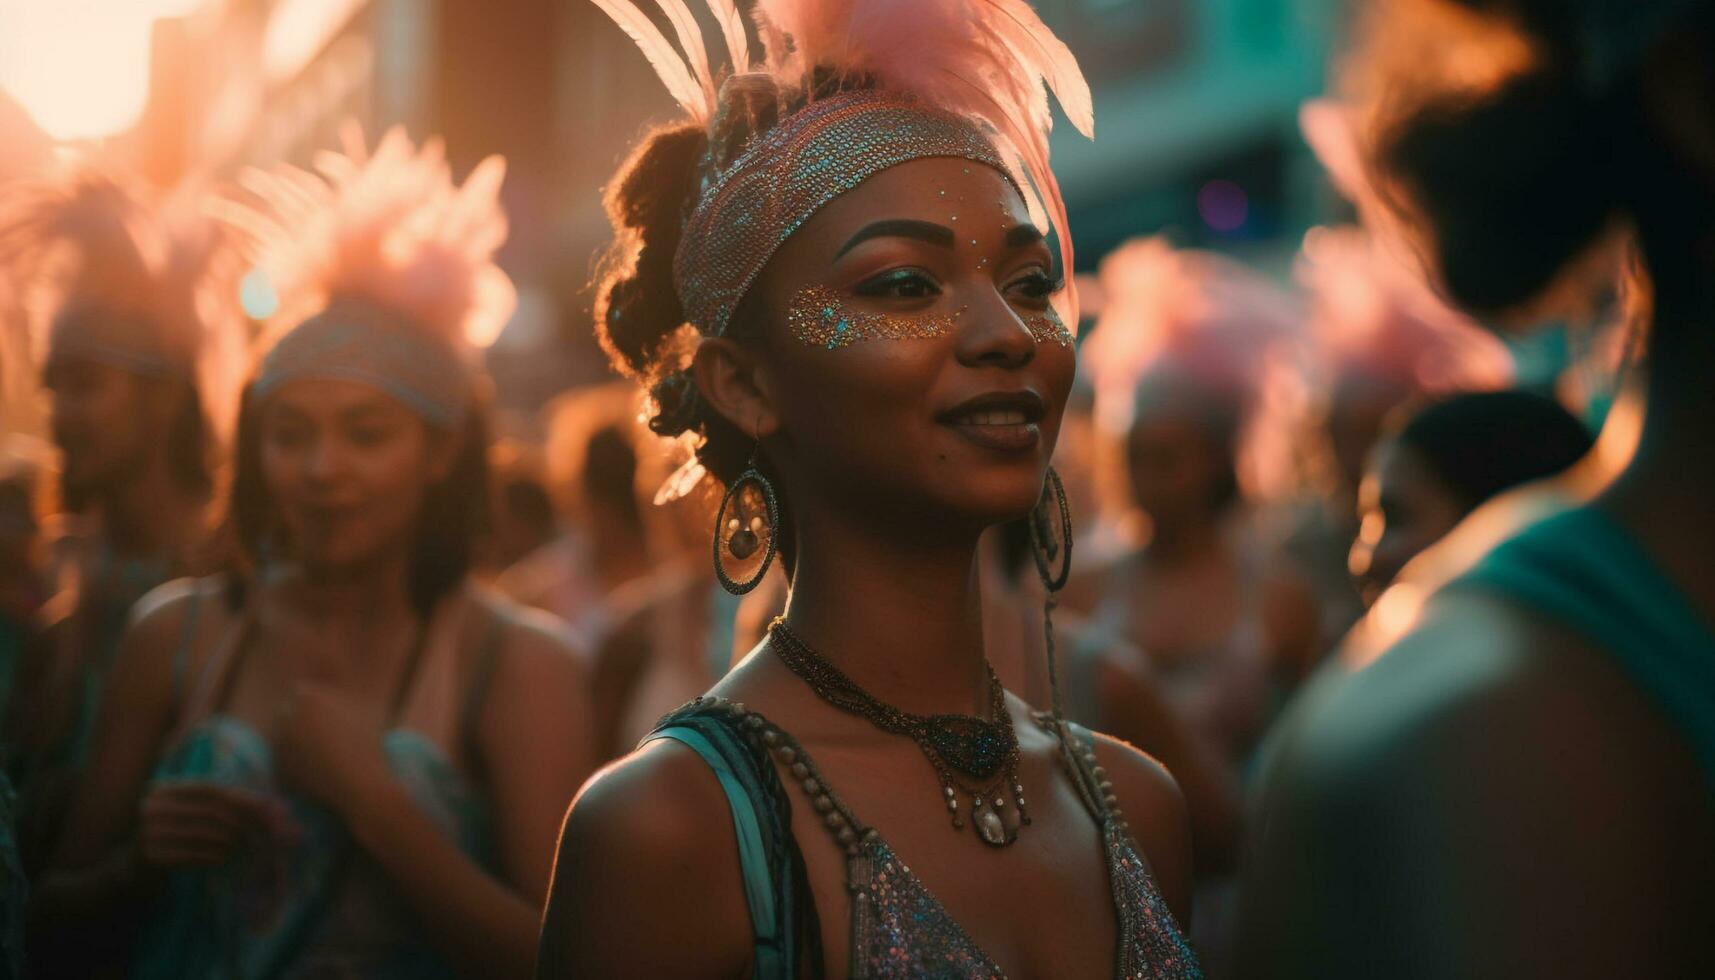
[1029,466,1074,720]
[1029,466,1072,593]
[713,450,780,595]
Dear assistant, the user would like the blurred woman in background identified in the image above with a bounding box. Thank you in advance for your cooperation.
[0,165,242,872]
[36,130,591,979]
[1349,389,1593,603]
[1240,0,1715,974]
[1284,107,1519,643]
[495,382,654,656]
[1074,239,1319,775]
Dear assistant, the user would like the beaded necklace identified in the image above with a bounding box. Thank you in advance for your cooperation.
[767,619,1029,847]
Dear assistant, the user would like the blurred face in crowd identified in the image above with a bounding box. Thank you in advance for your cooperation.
[1348,437,1465,602]
[258,379,454,572]
[1124,374,1236,529]
[43,356,172,501]
[730,157,1076,531]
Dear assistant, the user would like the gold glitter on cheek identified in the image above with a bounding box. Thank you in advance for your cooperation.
[787,284,965,351]
[1024,308,1073,347]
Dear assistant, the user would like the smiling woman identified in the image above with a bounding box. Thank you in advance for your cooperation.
[536,1,1203,978]
[34,129,593,980]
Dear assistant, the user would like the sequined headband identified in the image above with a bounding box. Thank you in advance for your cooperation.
[253,298,470,428]
[673,90,1015,338]
[45,305,189,379]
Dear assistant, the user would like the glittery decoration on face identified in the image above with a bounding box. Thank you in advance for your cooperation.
[673,91,1017,338]
[787,284,964,351]
[1025,309,1074,347]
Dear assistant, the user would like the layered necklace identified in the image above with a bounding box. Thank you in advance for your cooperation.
[767,618,1029,847]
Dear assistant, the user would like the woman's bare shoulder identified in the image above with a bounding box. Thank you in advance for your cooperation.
[539,736,753,979]
[1240,589,1710,976]
[1084,726,1193,919]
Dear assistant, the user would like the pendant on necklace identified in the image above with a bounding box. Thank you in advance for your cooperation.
[971,794,1017,847]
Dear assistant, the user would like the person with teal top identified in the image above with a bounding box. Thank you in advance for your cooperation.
[32,130,593,980]
[1237,0,1715,976]
[539,1,1202,977]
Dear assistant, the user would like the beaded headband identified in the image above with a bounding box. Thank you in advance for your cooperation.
[45,305,190,379]
[674,90,1015,337]
[589,0,1094,339]
[252,298,469,428]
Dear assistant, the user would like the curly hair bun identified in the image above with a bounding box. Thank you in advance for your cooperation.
[594,122,707,386]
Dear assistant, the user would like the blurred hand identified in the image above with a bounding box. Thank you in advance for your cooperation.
[137,782,277,870]
[272,681,389,811]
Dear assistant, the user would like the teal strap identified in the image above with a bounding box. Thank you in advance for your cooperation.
[1453,507,1715,792]
[649,724,784,979]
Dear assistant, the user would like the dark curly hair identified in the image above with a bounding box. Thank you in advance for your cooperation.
[593,73,866,493]
[1354,0,1715,320]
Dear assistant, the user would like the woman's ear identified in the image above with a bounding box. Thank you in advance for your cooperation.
[692,336,782,439]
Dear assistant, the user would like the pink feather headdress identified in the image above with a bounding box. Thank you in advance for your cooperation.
[0,160,246,444]
[1296,101,1512,394]
[218,124,514,354]
[590,0,1093,331]
[1297,224,1513,396]
[1082,237,1305,437]
[215,126,515,426]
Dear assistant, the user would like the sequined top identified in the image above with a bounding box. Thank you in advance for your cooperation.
[649,699,1202,979]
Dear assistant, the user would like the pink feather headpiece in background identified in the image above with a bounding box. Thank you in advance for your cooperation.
[1081,237,1305,437]
[215,126,515,427]
[0,160,246,445]
[1296,97,1514,394]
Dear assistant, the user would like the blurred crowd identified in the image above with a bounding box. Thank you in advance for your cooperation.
[0,0,1663,977]
[0,140,1614,980]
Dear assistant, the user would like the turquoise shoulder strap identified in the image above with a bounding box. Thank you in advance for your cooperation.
[1452,507,1715,792]
[646,707,803,980]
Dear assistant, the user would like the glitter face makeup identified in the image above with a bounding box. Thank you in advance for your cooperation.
[787,285,1073,351]
[1025,310,1074,347]
[788,284,965,351]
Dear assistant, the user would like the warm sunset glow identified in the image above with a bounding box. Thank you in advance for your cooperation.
[0,0,211,141]
[263,0,368,84]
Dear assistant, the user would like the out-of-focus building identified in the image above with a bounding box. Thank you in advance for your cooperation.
[1049,0,1340,271]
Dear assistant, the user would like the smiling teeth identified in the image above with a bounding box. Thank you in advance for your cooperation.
[963,410,1028,426]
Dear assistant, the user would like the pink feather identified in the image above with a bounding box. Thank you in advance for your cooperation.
[590,0,711,120]
[981,0,1092,138]
[704,0,752,72]
[749,0,1089,321]
[653,0,716,104]
[223,126,516,352]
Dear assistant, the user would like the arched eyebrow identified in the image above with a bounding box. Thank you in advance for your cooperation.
[835,219,956,258]
[1005,224,1045,249]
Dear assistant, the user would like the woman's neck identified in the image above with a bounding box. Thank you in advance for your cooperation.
[1144,508,1224,565]
[98,453,205,559]
[781,505,992,718]
[273,548,419,627]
